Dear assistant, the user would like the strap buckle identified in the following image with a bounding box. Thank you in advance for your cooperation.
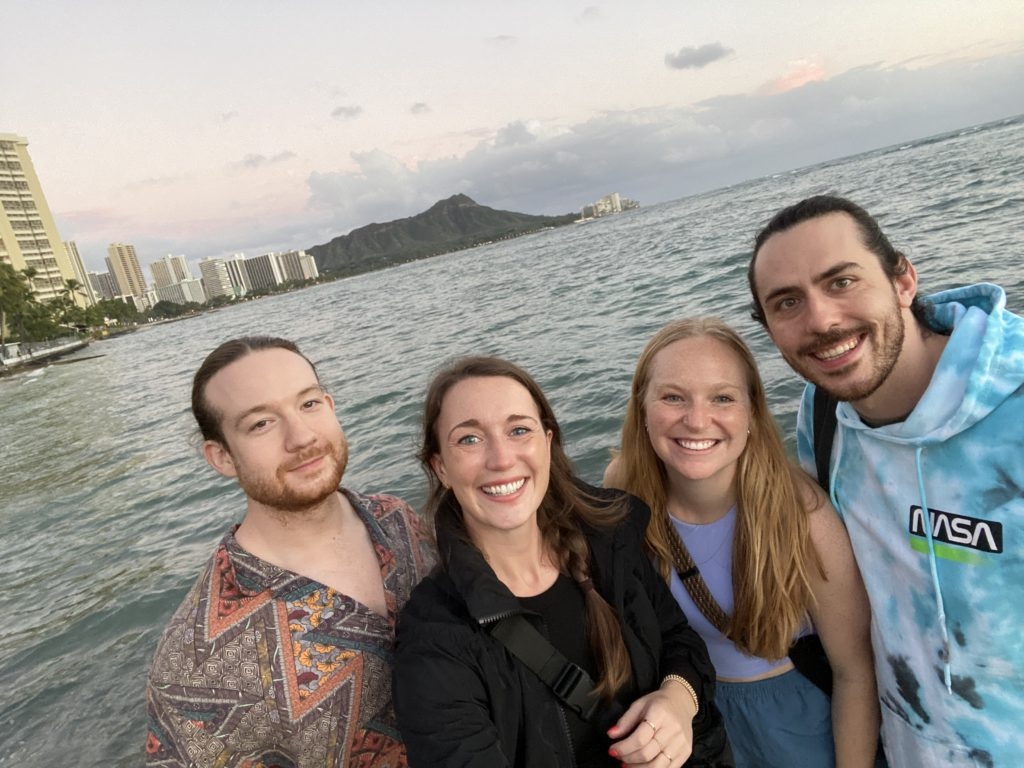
[549,661,598,719]
[491,614,599,720]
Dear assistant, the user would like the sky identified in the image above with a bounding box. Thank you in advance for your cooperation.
[3,1,1024,272]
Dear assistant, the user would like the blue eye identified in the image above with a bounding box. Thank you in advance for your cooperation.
[456,434,481,445]
[510,426,532,437]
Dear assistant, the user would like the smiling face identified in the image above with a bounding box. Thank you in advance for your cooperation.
[752,212,916,403]
[430,375,553,548]
[643,336,751,495]
[201,347,347,513]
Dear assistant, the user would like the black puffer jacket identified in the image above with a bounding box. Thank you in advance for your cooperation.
[393,486,732,767]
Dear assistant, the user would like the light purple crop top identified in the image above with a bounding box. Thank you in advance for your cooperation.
[668,508,794,679]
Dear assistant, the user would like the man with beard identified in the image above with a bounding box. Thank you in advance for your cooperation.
[145,336,436,768]
[747,195,1024,767]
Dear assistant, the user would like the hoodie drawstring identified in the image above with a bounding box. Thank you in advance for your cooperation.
[915,445,953,694]
[832,425,954,695]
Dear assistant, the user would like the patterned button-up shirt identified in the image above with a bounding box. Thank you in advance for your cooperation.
[145,490,436,768]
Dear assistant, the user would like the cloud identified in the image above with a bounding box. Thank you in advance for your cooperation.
[120,175,188,191]
[59,51,1024,268]
[494,121,536,147]
[665,42,733,70]
[304,51,1024,238]
[304,109,723,235]
[220,110,239,121]
[579,6,600,21]
[306,149,430,240]
[410,102,431,115]
[758,60,827,95]
[488,35,516,44]
[232,151,297,170]
[331,105,363,119]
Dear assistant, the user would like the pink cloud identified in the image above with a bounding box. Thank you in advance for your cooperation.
[759,60,826,95]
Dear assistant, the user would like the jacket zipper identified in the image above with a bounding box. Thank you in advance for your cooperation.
[482,610,579,767]
[477,608,523,627]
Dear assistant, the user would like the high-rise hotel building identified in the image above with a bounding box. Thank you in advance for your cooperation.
[106,242,147,298]
[150,254,192,288]
[224,253,251,296]
[198,257,234,300]
[64,240,97,304]
[0,133,86,305]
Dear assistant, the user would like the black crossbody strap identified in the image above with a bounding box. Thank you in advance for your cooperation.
[490,614,599,720]
[812,386,839,493]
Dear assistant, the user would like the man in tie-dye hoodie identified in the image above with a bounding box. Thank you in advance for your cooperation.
[747,195,1024,767]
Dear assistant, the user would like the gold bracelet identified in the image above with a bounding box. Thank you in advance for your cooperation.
[662,674,699,715]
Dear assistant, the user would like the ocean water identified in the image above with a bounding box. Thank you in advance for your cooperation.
[1,115,1022,766]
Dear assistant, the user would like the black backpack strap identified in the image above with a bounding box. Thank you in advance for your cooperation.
[490,614,599,720]
[811,385,839,493]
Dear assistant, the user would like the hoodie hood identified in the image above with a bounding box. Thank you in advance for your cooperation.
[835,283,1024,444]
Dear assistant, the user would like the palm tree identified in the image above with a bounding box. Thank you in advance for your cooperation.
[0,263,36,356]
[21,265,37,292]
[11,265,56,344]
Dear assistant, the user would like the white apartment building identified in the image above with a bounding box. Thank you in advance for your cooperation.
[198,257,233,300]
[277,249,319,282]
[64,240,97,305]
[245,252,284,291]
[0,133,83,304]
[153,278,206,306]
[88,271,118,300]
[225,253,251,296]
[106,243,147,298]
[150,254,192,289]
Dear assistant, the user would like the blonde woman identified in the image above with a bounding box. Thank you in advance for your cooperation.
[606,318,880,768]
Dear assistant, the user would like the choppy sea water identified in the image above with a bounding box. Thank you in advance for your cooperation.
[1,114,1021,766]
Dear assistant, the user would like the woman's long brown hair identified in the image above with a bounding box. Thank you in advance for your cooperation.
[420,356,631,700]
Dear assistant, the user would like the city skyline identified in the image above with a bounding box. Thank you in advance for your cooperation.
[3,2,1023,271]
[83,245,321,308]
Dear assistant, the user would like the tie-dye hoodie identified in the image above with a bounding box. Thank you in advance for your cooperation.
[796,283,1024,768]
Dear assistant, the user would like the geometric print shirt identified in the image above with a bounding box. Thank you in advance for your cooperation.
[145,489,437,768]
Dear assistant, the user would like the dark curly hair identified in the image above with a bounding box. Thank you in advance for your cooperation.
[748,194,930,328]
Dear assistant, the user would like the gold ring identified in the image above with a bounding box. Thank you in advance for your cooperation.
[643,718,657,731]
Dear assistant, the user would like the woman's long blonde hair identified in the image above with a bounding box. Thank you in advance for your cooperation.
[616,318,823,660]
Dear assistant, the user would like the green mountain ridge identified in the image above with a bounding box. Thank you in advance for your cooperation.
[307,193,578,277]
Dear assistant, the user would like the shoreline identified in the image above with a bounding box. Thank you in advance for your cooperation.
[0,337,91,376]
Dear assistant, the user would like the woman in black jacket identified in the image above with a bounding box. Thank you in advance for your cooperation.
[393,356,731,768]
